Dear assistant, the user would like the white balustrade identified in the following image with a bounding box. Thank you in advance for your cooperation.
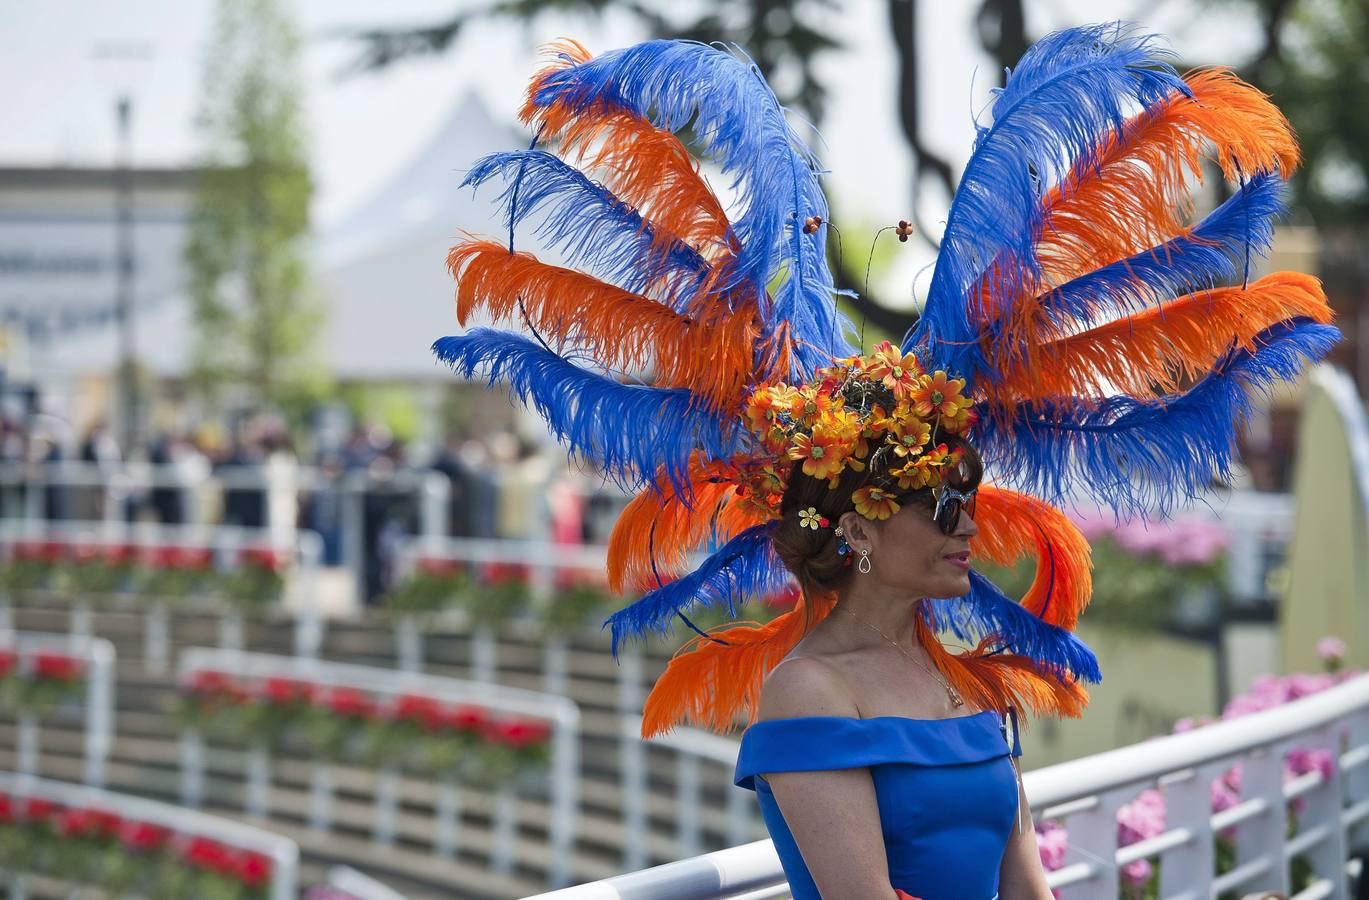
[531,674,1369,899]
[0,520,325,667]
[175,647,582,888]
[0,770,298,900]
[0,631,114,788]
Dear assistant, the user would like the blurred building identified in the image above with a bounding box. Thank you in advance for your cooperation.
[0,94,540,443]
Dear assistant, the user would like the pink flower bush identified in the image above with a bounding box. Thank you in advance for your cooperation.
[1037,645,1360,891]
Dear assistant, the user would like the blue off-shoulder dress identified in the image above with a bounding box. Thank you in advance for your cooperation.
[733,711,1022,899]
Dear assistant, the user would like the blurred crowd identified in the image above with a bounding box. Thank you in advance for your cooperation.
[0,410,627,604]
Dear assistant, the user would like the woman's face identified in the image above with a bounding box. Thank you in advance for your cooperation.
[850,493,978,599]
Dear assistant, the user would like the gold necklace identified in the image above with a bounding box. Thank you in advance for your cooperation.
[836,605,965,709]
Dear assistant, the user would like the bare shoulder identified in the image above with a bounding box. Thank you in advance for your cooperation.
[757,654,860,722]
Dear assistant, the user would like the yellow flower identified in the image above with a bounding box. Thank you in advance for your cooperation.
[852,485,901,521]
[910,371,968,418]
[889,416,931,457]
[743,389,779,433]
[798,507,830,530]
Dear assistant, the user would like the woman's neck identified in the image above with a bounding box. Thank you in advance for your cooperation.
[831,580,925,650]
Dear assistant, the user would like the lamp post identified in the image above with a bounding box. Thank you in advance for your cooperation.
[115,94,137,453]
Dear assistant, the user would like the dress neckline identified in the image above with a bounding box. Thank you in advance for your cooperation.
[756,709,997,727]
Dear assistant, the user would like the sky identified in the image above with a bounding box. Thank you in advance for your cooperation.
[0,0,1265,304]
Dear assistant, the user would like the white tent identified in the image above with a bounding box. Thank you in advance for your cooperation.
[37,92,521,383]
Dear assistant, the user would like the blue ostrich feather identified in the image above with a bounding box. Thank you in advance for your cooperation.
[907,23,1188,383]
[602,523,788,657]
[1033,170,1285,333]
[928,571,1101,683]
[528,39,853,377]
[462,149,713,310]
[432,329,736,494]
[974,319,1341,516]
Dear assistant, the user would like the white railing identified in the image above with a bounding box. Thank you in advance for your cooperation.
[618,715,762,872]
[0,459,453,600]
[175,647,582,888]
[0,770,298,900]
[391,536,609,677]
[0,630,114,788]
[322,865,410,900]
[0,519,325,665]
[527,673,1369,899]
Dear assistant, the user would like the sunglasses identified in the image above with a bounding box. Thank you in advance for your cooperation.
[931,485,977,535]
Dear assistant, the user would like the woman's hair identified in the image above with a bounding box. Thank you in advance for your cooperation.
[770,434,983,627]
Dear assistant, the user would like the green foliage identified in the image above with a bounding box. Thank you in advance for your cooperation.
[341,0,844,125]
[974,537,1226,631]
[185,0,329,416]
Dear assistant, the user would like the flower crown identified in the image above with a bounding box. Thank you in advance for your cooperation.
[735,341,976,523]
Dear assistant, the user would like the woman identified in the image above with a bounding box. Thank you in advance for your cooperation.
[436,23,1332,899]
[736,436,1053,898]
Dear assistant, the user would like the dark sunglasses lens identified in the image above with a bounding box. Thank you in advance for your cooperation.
[936,497,961,534]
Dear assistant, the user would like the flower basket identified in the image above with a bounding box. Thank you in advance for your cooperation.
[174,670,258,745]
[0,794,271,899]
[465,563,531,628]
[14,651,85,716]
[540,570,614,637]
[300,686,378,763]
[1,541,64,592]
[219,547,289,616]
[56,543,135,597]
[384,557,469,617]
[136,545,216,599]
[477,716,554,788]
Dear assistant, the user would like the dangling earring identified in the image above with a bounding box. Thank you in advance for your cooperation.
[858,549,872,574]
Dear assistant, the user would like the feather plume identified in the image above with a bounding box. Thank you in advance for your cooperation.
[995,272,1331,403]
[1033,68,1299,287]
[432,329,735,493]
[930,571,1100,683]
[969,486,1093,629]
[998,169,1285,357]
[640,590,834,736]
[460,150,714,308]
[602,523,790,656]
[915,605,1089,719]
[526,39,852,375]
[975,319,1342,514]
[909,23,1188,382]
[447,241,758,408]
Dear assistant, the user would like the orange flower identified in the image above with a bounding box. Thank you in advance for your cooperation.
[910,371,968,418]
[743,389,779,433]
[866,343,922,397]
[852,485,900,520]
[789,424,852,481]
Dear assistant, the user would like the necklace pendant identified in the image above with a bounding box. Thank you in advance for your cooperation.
[947,688,965,708]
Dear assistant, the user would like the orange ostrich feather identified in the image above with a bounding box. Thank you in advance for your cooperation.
[968,486,1092,630]
[1037,68,1300,286]
[986,69,1300,351]
[994,272,1332,404]
[608,457,771,593]
[519,41,737,302]
[447,240,759,409]
[915,606,1089,720]
[640,591,834,737]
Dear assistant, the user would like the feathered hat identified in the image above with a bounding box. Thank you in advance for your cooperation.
[434,24,1337,736]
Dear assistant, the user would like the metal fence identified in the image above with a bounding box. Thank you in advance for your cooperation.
[175,647,582,889]
[0,519,325,664]
[0,769,299,900]
[0,630,113,788]
[526,673,1369,899]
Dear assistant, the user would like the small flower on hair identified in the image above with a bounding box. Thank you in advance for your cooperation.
[798,507,830,530]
